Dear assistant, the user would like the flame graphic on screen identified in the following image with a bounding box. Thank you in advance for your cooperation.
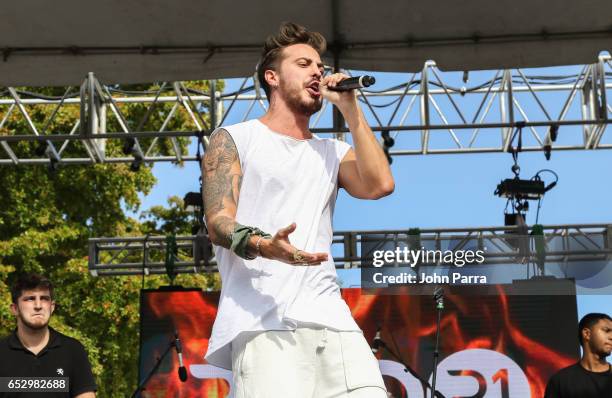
[342,288,577,398]
[140,290,229,398]
[140,287,577,398]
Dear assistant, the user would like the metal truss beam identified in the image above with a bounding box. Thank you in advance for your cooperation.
[1,56,611,165]
[88,223,612,277]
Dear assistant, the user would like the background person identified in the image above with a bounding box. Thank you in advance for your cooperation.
[0,274,96,398]
[544,312,612,397]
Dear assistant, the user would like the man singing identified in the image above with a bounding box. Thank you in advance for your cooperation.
[544,313,612,397]
[203,22,394,397]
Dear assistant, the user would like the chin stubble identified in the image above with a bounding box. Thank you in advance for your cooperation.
[281,83,323,116]
[20,314,49,330]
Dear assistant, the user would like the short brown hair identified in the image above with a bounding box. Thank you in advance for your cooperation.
[11,274,54,303]
[257,22,326,100]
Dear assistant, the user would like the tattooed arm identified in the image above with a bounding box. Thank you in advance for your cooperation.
[202,128,328,264]
[202,129,242,249]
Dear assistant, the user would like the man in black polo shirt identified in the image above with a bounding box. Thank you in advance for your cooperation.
[0,274,96,398]
[544,312,612,398]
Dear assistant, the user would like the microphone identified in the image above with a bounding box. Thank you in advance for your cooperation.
[371,327,384,353]
[328,75,376,92]
[174,330,188,382]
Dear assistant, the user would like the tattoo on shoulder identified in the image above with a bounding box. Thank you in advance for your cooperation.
[202,129,242,214]
[204,129,237,171]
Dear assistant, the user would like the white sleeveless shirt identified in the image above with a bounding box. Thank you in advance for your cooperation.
[204,119,361,370]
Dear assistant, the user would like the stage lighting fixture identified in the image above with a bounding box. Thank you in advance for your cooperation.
[499,124,558,265]
[123,137,144,172]
[495,171,558,201]
[122,137,136,156]
[496,168,558,232]
[496,128,557,203]
[381,130,394,164]
[129,159,141,172]
[543,124,558,161]
[548,124,559,142]
[183,191,203,213]
[495,178,546,200]
[130,153,144,172]
[183,191,211,267]
[505,212,526,227]
[44,144,60,173]
[183,191,204,235]
[48,157,59,173]
[193,227,212,267]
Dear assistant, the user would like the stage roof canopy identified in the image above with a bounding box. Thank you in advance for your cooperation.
[1,0,611,86]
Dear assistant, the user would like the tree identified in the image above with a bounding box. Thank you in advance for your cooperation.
[0,81,219,396]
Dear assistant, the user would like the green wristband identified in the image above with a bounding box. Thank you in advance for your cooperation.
[230,224,271,260]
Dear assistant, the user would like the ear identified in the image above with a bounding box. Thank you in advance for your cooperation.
[582,327,591,343]
[10,302,18,316]
[50,300,55,315]
[264,69,279,89]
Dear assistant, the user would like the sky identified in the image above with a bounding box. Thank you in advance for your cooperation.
[133,62,612,323]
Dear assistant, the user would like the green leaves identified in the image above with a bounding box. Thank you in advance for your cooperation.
[0,81,218,396]
[140,195,195,236]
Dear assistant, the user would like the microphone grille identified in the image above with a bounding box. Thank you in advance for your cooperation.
[362,76,376,87]
[178,366,188,382]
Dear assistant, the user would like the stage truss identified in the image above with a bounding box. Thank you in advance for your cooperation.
[88,223,612,276]
[1,56,611,165]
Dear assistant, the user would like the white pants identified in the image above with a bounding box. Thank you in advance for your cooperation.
[231,327,388,398]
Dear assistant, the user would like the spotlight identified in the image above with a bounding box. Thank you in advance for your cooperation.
[381,130,394,164]
[548,124,559,142]
[123,137,144,172]
[495,169,558,229]
[183,191,211,267]
[193,226,212,267]
[45,143,60,173]
[543,144,552,161]
[183,192,203,212]
[543,124,558,161]
[130,158,142,172]
[495,178,546,201]
[122,138,136,156]
[498,123,558,234]
[183,191,204,235]
[48,157,59,173]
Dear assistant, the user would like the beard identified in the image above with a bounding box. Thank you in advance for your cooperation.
[588,339,612,358]
[280,80,322,116]
[19,313,50,331]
